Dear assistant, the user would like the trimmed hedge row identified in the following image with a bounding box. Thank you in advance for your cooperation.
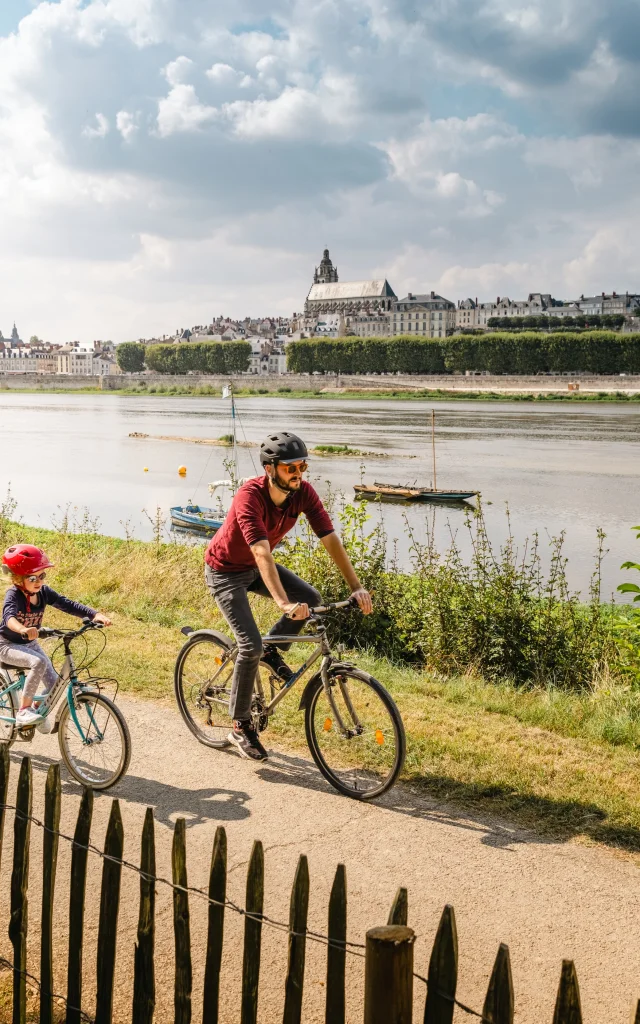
[143,341,251,374]
[286,332,640,375]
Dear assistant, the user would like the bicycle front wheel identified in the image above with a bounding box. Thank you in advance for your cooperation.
[305,668,405,800]
[174,634,235,748]
[58,692,131,790]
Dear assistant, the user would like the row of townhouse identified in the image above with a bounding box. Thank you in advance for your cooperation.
[457,291,640,327]
[0,343,116,375]
[351,290,640,337]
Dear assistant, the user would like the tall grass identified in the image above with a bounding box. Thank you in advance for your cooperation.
[0,487,637,691]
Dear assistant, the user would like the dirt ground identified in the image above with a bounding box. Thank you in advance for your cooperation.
[0,695,638,1023]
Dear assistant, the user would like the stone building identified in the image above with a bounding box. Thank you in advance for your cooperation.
[304,249,396,325]
[390,292,456,338]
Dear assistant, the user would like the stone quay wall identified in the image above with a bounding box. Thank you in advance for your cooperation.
[0,372,639,394]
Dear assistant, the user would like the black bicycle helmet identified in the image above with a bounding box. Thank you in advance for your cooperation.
[260,431,308,466]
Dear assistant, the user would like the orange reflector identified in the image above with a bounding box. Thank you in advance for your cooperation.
[375,729,385,745]
[323,717,332,732]
[214,656,223,666]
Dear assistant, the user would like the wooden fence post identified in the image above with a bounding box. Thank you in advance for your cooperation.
[203,825,227,1024]
[9,755,32,1024]
[172,817,192,1024]
[40,764,61,1024]
[482,944,514,1024]
[388,888,408,927]
[552,961,582,1024]
[364,925,415,1024]
[631,1001,640,1024]
[0,743,9,876]
[66,787,94,1024]
[95,799,124,1024]
[423,904,458,1024]
[283,855,310,1024]
[132,807,156,1024]
[241,840,264,1024]
[325,864,346,1024]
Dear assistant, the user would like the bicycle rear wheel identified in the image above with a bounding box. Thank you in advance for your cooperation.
[174,634,235,748]
[58,692,131,790]
[305,668,405,800]
[0,681,17,747]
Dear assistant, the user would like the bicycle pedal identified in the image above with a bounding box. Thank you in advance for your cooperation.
[16,726,35,742]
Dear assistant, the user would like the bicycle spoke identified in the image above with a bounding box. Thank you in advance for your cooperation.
[59,694,129,788]
[307,671,404,799]
[175,637,235,747]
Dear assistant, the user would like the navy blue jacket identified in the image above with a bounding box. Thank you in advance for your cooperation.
[0,586,96,644]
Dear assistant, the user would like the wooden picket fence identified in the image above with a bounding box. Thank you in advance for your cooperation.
[0,748,635,1024]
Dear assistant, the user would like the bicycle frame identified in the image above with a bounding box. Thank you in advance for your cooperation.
[0,643,104,744]
[209,611,360,737]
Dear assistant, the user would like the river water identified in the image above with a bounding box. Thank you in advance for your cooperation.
[1,392,638,600]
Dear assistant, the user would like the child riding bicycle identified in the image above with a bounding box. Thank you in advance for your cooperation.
[0,544,111,730]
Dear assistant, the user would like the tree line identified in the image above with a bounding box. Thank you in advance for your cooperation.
[486,314,626,330]
[116,341,251,374]
[286,333,640,375]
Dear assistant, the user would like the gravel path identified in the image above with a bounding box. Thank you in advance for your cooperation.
[1,695,639,1023]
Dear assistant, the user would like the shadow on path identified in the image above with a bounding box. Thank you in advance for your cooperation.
[256,749,640,855]
[12,749,251,828]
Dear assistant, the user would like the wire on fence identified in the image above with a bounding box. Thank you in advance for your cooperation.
[0,955,95,1024]
[1,799,496,1023]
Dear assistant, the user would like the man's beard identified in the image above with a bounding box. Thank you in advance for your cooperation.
[272,467,302,493]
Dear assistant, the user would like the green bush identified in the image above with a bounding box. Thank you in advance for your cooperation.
[144,341,251,375]
[116,342,146,373]
[287,332,640,375]
[277,500,621,689]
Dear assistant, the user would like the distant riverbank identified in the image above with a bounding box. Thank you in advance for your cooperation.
[2,369,640,401]
[3,383,640,402]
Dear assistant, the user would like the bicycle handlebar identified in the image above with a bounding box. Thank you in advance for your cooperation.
[308,597,357,616]
[38,618,105,640]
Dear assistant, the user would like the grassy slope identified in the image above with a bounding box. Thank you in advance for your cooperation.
[3,523,640,854]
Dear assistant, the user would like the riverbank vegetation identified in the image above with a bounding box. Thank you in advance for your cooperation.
[1,496,639,850]
[287,332,640,375]
[118,340,251,374]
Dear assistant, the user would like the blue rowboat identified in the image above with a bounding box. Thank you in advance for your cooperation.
[170,505,225,535]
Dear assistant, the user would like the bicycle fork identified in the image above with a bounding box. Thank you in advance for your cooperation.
[320,655,363,739]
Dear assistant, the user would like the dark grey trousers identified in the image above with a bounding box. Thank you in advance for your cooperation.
[205,563,322,722]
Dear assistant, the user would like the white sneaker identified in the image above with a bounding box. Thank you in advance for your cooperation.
[16,707,42,728]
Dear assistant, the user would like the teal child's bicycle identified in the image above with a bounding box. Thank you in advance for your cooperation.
[0,619,131,790]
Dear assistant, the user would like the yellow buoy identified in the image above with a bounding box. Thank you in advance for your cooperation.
[178,465,187,476]
[143,467,149,472]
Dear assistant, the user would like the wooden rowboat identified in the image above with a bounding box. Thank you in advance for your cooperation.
[354,483,477,503]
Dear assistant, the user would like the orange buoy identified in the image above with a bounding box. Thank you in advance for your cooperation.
[178,465,187,476]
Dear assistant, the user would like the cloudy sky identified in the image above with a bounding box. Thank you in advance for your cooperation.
[1,0,640,343]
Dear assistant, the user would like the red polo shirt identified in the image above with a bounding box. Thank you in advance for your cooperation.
[205,475,334,572]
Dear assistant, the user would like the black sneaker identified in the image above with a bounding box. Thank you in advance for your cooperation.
[228,721,268,761]
[261,644,294,682]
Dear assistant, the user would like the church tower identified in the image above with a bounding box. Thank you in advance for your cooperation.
[313,248,338,285]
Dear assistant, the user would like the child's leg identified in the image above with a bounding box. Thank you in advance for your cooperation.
[0,642,56,708]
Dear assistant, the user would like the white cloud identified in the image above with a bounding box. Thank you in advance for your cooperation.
[156,84,218,136]
[116,110,140,141]
[0,0,639,342]
[206,62,241,84]
[82,112,109,139]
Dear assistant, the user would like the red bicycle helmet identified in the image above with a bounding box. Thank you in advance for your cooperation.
[2,544,55,576]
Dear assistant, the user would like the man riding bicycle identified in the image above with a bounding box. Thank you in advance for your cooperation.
[204,431,372,761]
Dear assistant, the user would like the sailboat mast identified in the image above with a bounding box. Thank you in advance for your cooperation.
[431,409,437,491]
[231,385,238,493]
